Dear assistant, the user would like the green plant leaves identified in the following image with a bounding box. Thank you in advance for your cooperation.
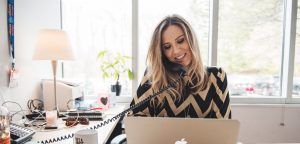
[96,50,134,81]
[97,50,108,59]
[127,69,134,80]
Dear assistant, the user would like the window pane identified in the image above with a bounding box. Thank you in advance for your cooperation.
[218,0,283,97]
[293,1,300,97]
[62,0,132,95]
[138,0,209,82]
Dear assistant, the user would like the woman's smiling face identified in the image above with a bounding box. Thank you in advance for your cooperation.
[161,25,192,67]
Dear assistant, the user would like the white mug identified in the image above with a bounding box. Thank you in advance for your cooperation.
[74,129,98,144]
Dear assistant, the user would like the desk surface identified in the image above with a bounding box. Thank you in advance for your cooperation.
[27,105,125,144]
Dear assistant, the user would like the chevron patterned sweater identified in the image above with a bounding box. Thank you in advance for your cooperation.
[130,67,231,119]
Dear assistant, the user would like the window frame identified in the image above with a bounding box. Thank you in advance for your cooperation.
[62,0,300,104]
[215,0,298,104]
[134,0,299,104]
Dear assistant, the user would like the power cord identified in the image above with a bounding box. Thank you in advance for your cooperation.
[27,99,44,113]
[2,101,27,123]
[0,87,6,103]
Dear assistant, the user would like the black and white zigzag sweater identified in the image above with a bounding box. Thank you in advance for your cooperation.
[130,67,231,119]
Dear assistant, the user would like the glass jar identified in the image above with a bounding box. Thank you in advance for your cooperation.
[0,106,10,144]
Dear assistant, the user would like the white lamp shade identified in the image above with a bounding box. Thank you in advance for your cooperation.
[33,29,74,60]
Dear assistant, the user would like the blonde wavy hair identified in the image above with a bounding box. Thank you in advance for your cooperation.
[146,14,208,104]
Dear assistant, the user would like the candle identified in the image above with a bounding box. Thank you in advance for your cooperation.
[46,110,58,126]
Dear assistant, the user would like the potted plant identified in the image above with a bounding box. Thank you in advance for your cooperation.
[97,50,134,96]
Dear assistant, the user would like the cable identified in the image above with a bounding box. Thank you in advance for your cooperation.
[66,99,73,110]
[280,97,287,127]
[0,87,6,103]
[66,98,80,110]
[3,100,46,128]
[24,110,46,128]
[2,101,26,120]
[27,99,44,113]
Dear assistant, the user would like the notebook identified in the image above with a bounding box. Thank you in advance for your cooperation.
[124,117,240,144]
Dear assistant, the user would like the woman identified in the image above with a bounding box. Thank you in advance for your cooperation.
[130,15,231,119]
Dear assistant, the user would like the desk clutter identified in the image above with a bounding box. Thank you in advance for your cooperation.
[10,110,104,143]
[1,99,123,144]
[63,111,103,121]
[34,105,125,144]
[22,111,103,132]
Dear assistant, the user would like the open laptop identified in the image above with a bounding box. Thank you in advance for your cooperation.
[124,117,240,144]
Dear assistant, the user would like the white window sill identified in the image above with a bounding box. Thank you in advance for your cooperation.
[232,103,300,108]
[231,96,300,104]
[115,95,133,103]
[85,94,300,105]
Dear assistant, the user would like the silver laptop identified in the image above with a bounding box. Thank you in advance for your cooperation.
[124,117,240,144]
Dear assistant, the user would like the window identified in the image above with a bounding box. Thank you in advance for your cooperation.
[218,0,284,97]
[138,0,209,82]
[62,0,299,104]
[293,0,300,97]
[62,0,132,95]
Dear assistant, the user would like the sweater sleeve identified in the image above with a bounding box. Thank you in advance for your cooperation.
[211,67,232,119]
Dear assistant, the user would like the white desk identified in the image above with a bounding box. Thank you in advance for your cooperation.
[28,105,125,144]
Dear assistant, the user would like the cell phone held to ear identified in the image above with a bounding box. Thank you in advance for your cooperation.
[162,56,186,75]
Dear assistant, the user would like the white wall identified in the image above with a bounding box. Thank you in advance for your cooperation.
[232,105,300,143]
[0,0,60,111]
[1,1,300,143]
[0,0,9,102]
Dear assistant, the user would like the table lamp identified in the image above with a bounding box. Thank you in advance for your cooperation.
[33,29,74,112]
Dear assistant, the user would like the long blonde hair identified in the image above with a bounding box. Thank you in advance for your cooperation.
[146,14,208,104]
